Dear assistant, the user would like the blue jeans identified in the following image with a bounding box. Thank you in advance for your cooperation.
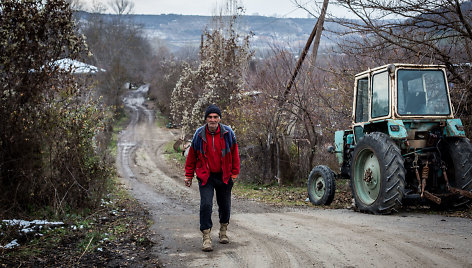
[198,172,233,231]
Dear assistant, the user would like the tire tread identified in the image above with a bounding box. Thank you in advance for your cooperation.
[351,132,405,214]
[307,165,336,206]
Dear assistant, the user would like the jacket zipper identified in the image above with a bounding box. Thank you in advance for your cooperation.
[212,134,215,152]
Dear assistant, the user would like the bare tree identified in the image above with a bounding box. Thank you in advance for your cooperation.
[81,0,151,111]
[108,0,134,15]
[332,0,472,133]
[263,0,330,185]
[90,0,108,13]
[229,42,348,185]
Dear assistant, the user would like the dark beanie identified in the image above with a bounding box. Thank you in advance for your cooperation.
[204,104,221,119]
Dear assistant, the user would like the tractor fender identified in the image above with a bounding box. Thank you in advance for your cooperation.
[334,130,345,166]
[334,130,354,166]
[443,119,466,137]
[387,119,407,139]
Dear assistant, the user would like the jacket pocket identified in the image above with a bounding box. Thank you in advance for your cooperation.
[195,160,208,179]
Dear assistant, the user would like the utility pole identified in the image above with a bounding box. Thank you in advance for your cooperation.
[311,0,329,68]
[281,0,329,103]
[275,0,330,185]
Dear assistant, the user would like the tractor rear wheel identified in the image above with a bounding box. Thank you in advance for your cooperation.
[307,165,336,205]
[351,132,406,214]
[442,137,472,208]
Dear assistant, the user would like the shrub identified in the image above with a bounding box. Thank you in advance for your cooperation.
[0,0,112,216]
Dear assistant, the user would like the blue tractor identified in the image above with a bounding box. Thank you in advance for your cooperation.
[307,64,472,214]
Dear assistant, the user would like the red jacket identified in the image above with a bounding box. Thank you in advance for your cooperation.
[185,123,240,185]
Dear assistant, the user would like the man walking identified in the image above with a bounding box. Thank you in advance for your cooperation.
[184,104,240,252]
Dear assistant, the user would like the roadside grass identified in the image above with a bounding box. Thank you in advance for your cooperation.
[232,179,352,208]
[109,112,130,158]
[233,183,309,206]
[162,140,186,165]
[154,110,168,128]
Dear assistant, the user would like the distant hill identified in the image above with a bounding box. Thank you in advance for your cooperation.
[76,12,344,54]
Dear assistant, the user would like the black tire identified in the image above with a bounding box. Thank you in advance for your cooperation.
[442,137,472,208]
[307,165,336,205]
[351,132,406,214]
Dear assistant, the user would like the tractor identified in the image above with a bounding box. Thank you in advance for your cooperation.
[307,64,472,214]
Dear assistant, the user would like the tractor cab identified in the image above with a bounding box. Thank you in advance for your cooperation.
[351,64,460,143]
[308,64,472,214]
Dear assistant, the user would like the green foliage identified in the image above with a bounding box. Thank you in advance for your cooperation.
[37,91,112,211]
[0,0,112,215]
[154,110,168,128]
[108,112,130,158]
[162,141,187,164]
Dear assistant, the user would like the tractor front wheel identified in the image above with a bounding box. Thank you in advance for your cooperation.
[307,165,336,205]
[351,132,405,214]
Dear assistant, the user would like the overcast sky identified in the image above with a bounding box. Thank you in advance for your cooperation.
[81,0,354,19]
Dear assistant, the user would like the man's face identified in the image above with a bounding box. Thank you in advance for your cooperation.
[206,113,221,131]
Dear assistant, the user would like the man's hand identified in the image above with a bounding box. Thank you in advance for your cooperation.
[185,177,192,187]
[231,175,237,182]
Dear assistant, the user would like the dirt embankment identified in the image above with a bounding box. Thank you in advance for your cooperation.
[117,86,472,268]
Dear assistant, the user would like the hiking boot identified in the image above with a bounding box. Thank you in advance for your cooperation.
[202,229,213,252]
[219,223,229,244]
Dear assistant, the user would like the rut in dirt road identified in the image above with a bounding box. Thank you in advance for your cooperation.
[116,86,472,268]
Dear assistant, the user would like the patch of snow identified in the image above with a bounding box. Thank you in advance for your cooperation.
[21,228,35,234]
[1,239,20,249]
[3,219,32,228]
[2,219,64,227]
[31,220,64,226]
[53,58,105,74]
[2,220,64,233]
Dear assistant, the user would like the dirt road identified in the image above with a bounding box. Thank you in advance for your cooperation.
[117,86,472,268]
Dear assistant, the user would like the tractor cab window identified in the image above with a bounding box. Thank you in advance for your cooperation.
[371,71,389,118]
[355,77,369,123]
[397,70,451,115]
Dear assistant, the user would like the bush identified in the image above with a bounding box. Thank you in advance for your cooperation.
[0,0,112,216]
